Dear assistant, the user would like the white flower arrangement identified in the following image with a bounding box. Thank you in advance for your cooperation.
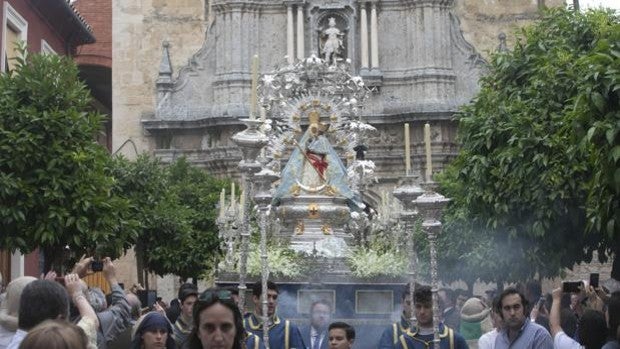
[245,243,303,278]
[347,248,408,278]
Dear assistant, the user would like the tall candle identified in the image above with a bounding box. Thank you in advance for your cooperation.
[219,188,226,219]
[250,55,259,119]
[381,190,386,208]
[238,189,245,221]
[424,123,432,182]
[231,182,236,212]
[404,123,411,175]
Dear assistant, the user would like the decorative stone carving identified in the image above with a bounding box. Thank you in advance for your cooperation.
[143,0,486,198]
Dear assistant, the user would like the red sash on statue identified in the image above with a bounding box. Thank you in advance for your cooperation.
[306,152,328,177]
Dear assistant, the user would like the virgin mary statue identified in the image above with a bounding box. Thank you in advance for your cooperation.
[272,111,361,209]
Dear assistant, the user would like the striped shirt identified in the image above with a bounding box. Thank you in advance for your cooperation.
[495,319,553,349]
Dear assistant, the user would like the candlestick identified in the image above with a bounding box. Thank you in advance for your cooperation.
[250,55,259,119]
[404,123,411,175]
[219,188,226,219]
[424,123,432,182]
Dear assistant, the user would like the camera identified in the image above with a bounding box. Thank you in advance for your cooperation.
[562,281,583,293]
[91,260,103,272]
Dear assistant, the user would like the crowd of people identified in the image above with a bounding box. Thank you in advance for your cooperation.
[0,257,618,349]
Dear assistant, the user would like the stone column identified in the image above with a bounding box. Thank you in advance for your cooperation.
[296,3,305,60]
[360,2,369,69]
[370,1,379,69]
[287,3,294,64]
[10,251,24,279]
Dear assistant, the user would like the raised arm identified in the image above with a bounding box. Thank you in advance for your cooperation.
[97,257,131,343]
[549,287,562,337]
[65,273,99,328]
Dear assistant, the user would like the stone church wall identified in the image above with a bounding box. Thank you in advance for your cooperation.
[112,0,567,297]
[112,0,208,157]
[113,0,564,158]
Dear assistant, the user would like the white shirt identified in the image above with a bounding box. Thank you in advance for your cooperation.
[6,329,26,349]
[0,324,15,349]
[478,329,499,349]
[310,327,325,349]
[553,331,583,349]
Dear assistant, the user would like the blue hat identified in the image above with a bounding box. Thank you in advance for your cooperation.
[131,312,175,349]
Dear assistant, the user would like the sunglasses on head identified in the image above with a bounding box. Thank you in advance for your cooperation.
[199,289,233,303]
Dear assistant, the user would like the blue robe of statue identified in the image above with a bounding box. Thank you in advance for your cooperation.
[272,127,361,209]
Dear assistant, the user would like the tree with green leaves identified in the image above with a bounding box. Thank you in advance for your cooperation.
[437,7,620,287]
[0,49,134,270]
[159,157,227,280]
[111,155,227,284]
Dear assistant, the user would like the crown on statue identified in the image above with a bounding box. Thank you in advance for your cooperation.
[308,110,329,133]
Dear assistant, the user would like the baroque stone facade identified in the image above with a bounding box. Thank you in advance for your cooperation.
[112,0,564,293]
[124,0,561,205]
[113,1,563,195]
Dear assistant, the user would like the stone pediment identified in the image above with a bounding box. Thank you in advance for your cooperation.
[148,0,486,128]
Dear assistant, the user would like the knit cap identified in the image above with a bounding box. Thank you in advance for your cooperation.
[460,297,490,322]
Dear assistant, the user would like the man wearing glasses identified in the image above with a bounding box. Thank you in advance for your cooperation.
[302,300,332,349]
[245,281,305,349]
[494,288,552,349]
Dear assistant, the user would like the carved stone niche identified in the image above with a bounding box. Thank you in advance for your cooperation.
[308,4,356,65]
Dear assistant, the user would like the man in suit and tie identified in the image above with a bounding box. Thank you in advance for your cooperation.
[302,300,332,349]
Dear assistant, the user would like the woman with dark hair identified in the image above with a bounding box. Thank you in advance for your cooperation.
[578,309,609,349]
[551,287,609,349]
[602,292,620,349]
[131,312,176,349]
[188,288,262,349]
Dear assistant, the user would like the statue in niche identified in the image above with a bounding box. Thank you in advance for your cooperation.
[320,17,345,65]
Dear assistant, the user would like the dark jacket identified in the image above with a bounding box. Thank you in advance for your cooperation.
[96,284,132,349]
[300,325,329,349]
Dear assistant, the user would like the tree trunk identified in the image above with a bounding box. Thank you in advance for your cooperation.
[611,251,619,282]
[42,245,65,274]
[143,269,150,290]
[135,243,145,286]
[465,279,475,296]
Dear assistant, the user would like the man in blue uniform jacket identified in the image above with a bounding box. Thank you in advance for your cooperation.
[396,285,469,349]
[378,284,415,349]
[245,281,306,349]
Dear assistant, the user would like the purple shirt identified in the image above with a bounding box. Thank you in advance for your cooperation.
[495,319,553,349]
